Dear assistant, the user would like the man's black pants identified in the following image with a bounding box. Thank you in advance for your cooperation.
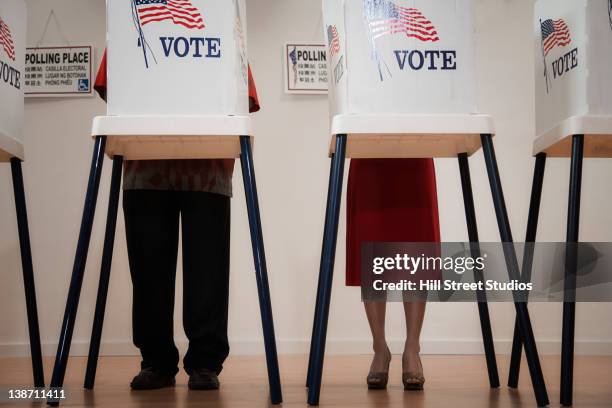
[123,190,231,376]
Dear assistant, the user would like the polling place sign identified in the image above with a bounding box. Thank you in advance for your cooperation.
[284,43,328,94]
[24,45,93,97]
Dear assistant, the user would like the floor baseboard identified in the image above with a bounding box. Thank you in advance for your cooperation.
[1,338,611,357]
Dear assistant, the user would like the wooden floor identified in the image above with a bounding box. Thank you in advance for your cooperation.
[1,355,611,407]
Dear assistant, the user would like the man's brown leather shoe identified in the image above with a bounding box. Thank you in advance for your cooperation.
[188,368,220,390]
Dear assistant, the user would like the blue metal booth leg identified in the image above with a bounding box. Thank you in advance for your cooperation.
[307,134,347,406]
[508,153,547,388]
[560,135,584,407]
[239,136,283,405]
[48,136,107,406]
[480,134,550,407]
[307,156,335,389]
[457,153,500,389]
[84,155,124,389]
[10,158,45,388]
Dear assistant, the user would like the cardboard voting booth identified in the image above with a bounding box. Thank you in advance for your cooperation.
[534,0,612,157]
[0,0,45,389]
[0,0,26,162]
[49,1,282,405]
[307,2,549,406]
[94,0,250,159]
[322,0,493,158]
[514,1,612,405]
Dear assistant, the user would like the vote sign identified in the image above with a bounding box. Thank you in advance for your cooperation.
[323,0,476,117]
[107,0,248,116]
[535,0,612,137]
[0,0,25,161]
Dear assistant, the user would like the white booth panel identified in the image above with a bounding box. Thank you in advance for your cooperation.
[323,0,488,158]
[107,0,248,117]
[324,0,476,117]
[0,0,26,162]
[534,0,612,156]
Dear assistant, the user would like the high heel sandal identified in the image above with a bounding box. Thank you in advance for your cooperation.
[402,354,425,391]
[367,372,389,390]
[366,350,391,390]
[402,372,425,391]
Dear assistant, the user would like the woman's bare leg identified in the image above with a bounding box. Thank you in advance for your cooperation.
[402,301,425,375]
[364,301,391,374]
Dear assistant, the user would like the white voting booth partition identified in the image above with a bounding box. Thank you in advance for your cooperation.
[0,0,45,389]
[534,0,612,158]
[49,0,282,405]
[0,0,25,162]
[323,0,492,158]
[509,1,612,406]
[306,1,549,406]
[97,0,250,159]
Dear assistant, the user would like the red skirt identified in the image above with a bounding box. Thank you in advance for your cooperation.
[346,159,441,286]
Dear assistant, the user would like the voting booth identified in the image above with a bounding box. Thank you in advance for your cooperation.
[0,0,45,388]
[95,0,250,160]
[321,0,494,158]
[306,1,549,406]
[507,1,612,406]
[533,0,612,157]
[0,0,25,162]
[48,0,282,405]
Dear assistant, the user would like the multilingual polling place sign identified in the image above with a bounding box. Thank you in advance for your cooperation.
[284,43,328,94]
[24,46,93,97]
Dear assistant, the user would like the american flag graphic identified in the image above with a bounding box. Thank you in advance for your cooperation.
[289,46,298,85]
[541,19,571,56]
[0,16,16,61]
[327,25,340,57]
[364,0,439,42]
[135,0,205,29]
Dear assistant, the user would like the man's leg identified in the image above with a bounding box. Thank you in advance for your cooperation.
[181,191,231,381]
[123,189,180,382]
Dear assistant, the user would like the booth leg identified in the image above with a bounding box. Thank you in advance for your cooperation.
[307,156,335,389]
[508,153,547,388]
[10,158,45,388]
[480,134,549,407]
[84,155,124,390]
[560,135,584,407]
[48,136,107,406]
[239,136,283,405]
[307,135,347,406]
[457,153,500,389]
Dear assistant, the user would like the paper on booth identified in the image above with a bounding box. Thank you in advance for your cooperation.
[0,0,26,161]
[323,0,477,117]
[534,0,612,138]
[107,0,248,117]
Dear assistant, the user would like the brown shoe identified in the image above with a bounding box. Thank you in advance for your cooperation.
[402,372,425,390]
[130,367,175,390]
[402,352,425,390]
[367,348,391,390]
[188,368,220,390]
[367,372,389,390]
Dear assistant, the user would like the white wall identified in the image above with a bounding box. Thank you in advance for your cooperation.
[0,0,611,358]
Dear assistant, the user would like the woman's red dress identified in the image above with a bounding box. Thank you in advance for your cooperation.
[346,158,441,286]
